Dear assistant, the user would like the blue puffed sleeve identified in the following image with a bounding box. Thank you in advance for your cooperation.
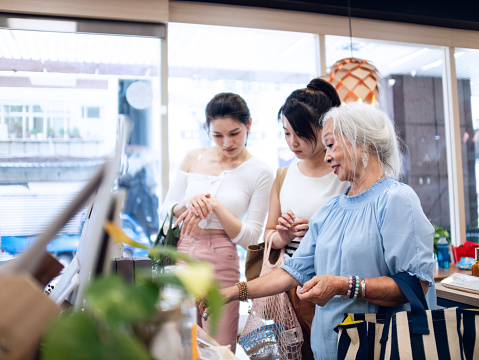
[280,198,337,285]
[280,232,316,285]
[378,183,435,285]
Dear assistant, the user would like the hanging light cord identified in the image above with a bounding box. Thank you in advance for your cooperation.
[348,0,353,58]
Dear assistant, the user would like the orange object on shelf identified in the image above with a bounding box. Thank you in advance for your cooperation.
[472,248,479,277]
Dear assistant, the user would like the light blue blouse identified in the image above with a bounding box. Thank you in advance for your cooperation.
[281,176,436,360]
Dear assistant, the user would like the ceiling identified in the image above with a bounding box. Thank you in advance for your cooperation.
[174,0,479,31]
[0,24,478,95]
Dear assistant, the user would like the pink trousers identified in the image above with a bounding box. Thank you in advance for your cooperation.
[177,234,240,353]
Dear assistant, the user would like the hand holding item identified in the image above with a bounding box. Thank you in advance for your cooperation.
[276,210,296,244]
[296,274,345,307]
[276,211,310,242]
[292,218,309,239]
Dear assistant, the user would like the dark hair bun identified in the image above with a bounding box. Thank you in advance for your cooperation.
[306,78,341,107]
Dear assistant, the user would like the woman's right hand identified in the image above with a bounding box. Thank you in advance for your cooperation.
[297,274,347,307]
[200,286,235,321]
[174,209,202,235]
[185,193,213,220]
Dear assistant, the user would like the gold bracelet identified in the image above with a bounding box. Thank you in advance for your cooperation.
[235,282,248,302]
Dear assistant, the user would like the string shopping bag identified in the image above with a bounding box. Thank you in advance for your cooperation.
[239,233,304,360]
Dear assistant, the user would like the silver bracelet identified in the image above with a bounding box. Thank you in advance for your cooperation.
[360,279,366,299]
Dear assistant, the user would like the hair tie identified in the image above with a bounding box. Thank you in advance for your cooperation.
[306,84,318,91]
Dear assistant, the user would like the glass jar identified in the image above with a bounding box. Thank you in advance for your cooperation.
[472,248,479,277]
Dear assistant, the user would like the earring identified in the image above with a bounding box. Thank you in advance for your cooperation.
[362,151,369,168]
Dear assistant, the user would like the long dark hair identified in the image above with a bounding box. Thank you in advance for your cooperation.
[204,92,250,131]
[278,78,340,148]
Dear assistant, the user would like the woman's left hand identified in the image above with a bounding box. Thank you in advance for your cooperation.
[296,275,346,307]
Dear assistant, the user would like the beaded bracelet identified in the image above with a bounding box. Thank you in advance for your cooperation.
[347,275,362,299]
[347,275,357,299]
[352,276,360,299]
[236,282,248,302]
[347,276,353,298]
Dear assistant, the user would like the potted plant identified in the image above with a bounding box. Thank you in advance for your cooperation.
[432,223,450,260]
[41,224,223,360]
[30,128,41,139]
[10,120,23,138]
[71,127,80,138]
[47,127,55,138]
[433,224,451,268]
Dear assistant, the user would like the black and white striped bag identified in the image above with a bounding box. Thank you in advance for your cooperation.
[336,273,479,360]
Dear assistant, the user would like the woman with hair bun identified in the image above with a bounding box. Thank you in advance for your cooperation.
[161,92,274,351]
[264,78,349,359]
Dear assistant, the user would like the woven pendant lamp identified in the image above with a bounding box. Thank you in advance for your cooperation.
[328,57,380,106]
[328,1,381,106]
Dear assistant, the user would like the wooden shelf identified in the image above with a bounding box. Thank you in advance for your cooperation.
[436,282,479,308]
[433,263,470,282]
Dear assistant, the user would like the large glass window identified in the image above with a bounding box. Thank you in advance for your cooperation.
[168,23,320,182]
[455,48,479,243]
[0,23,163,263]
[167,22,321,321]
[325,35,450,232]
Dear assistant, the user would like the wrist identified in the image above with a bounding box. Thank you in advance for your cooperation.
[235,282,248,301]
[340,276,349,296]
[210,199,220,213]
[224,285,240,303]
[177,202,187,216]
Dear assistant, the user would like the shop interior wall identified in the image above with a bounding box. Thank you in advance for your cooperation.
[0,0,168,22]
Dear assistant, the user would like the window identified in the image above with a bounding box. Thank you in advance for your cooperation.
[168,23,320,182]
[168,22,321,318]
[0,19,164,262]
[455,48,479,243]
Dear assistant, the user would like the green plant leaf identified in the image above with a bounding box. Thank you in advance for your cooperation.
[42,311,103,359]
[42,312,151,360]
[85,276,158,325]
[42,247,224,359]
[204,282,224,337]
[149,246,194,267]
[431,221,451,256]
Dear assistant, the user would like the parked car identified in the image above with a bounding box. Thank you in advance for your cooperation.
[119,213,152,257]
[0,213,152,267]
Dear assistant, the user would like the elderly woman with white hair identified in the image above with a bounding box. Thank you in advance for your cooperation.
[209,102,436,360]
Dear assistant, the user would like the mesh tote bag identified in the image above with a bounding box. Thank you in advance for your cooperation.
[239,232,304,360]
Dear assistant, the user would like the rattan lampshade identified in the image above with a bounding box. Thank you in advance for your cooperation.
[328,57,380,105]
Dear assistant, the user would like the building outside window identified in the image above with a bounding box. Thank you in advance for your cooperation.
[0,22,164,264]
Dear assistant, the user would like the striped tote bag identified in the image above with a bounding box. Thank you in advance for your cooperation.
[335,273,479,360]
